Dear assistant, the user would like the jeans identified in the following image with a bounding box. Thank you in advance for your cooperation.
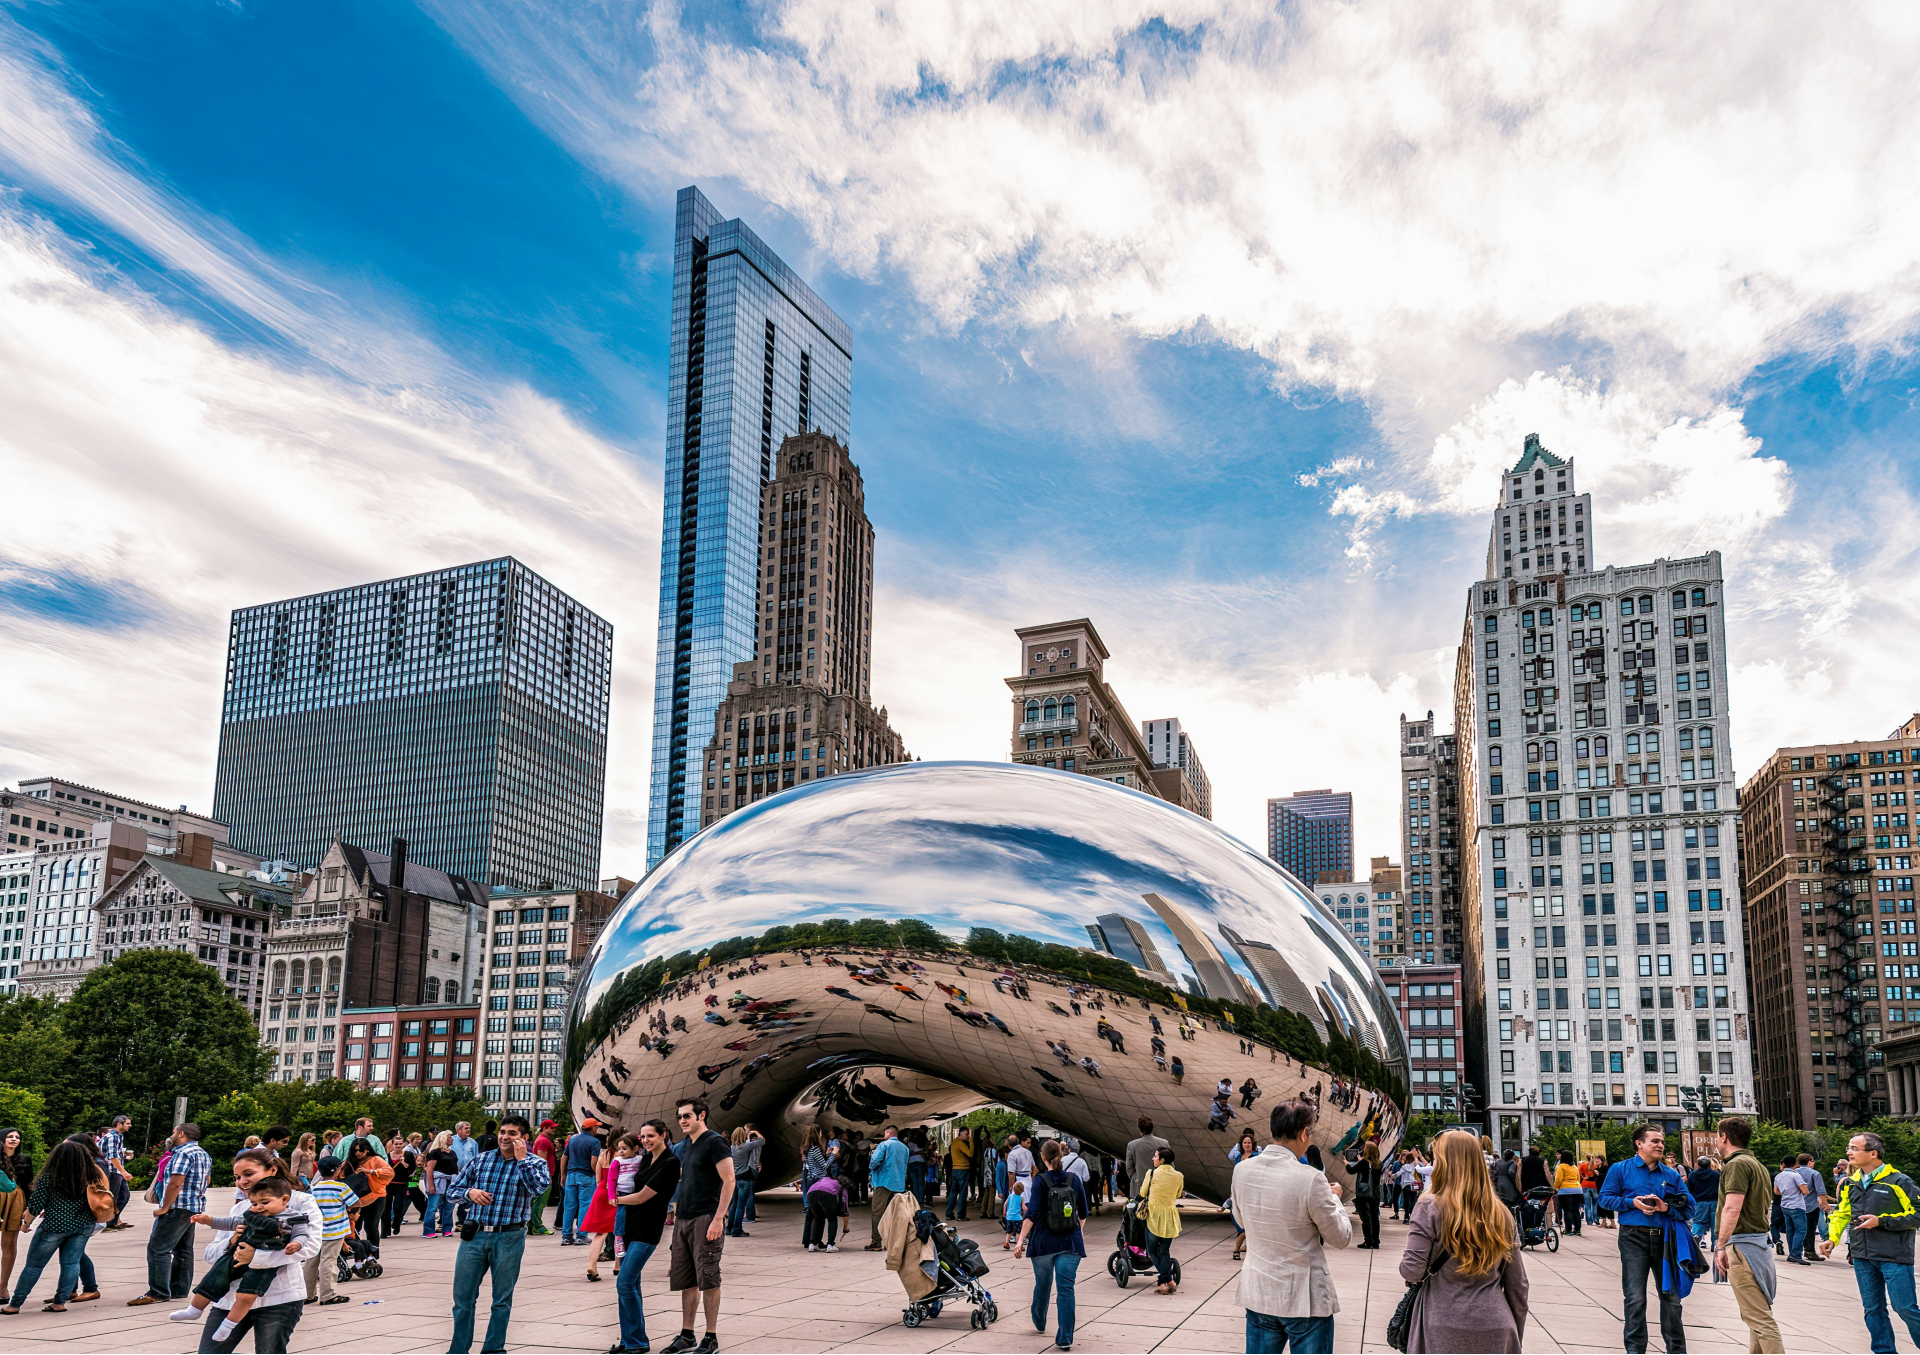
[450,1227,526,1354]
[148,1207,198,1299]
[1029,1252,1080,1347]
[1782,1208,1811,1261]
[1854,1257,1920,1355]
[1620,1225,1686,1352]
[947,1169,970,1218]
[424,1190,456,1234]
[727,1173,754,1235]
[1587,1187,1602,1225]
[561,1173,596,1240]
[1146,1231,1175,1284]
[615,1238,657,1350]
[1245,1310,1334,1354]
[197,1298,302,1353]
[8,1227,88,1306]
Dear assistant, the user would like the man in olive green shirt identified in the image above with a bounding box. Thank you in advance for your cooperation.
[1714,1117,1784,1354]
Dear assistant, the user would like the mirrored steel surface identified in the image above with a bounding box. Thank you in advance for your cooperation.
[568,761,1407,1201]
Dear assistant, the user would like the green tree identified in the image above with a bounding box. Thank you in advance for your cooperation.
[1532,1119,1635,1167]
[953,1106,1033,1143]
[199,1092,270,1182]
[0,1000,81,1134]
[60,951,275,1132]
[0,1084,49,1166]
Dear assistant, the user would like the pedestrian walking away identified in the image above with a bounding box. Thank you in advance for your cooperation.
[611,1119,680,1355]
[1686,1156,1721,1268]
[1124,1118,1168,1202]
[1350,1141,1383,1250]
[1399,1130,1528,1353]
[946,1126,973,1221]
[1552,1151,1584,1237]
[301,1156,357,1306]
[445,1113,551,1355]
[1232,1099,1350,1354]
[664,1095,735,1354]
[102,1115,133,1229]
[1015,1138,1088,1350]
[1819,1130,1920,1355]
[1774,1153,1815,1264]
[1600,1123,1696,1355]
[528,1122,560,1238]
[133,1123,211,1307]
[865,1126,907,1252]
[1709,1117,1782,1354]
[561,1119,607,1245]
[1141,1147,1183,1294]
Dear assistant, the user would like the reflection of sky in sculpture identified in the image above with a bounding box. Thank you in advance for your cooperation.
[575,762,1406,1073]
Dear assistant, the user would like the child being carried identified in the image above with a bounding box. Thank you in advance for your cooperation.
[171,1176,314,1341]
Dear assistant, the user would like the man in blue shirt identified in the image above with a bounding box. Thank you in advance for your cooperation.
[446,1113,550,1354]
[1601,1123,1696,1353]
[864,1126,909,1252]
[561,1118,607,1245]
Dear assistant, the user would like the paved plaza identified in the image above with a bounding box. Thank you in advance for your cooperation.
[3,1195,1913,1353]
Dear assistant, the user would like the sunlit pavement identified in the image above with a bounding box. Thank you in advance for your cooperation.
[2,1197,1908,1353]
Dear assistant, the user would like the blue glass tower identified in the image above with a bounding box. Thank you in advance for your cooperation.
[648,187,852,866]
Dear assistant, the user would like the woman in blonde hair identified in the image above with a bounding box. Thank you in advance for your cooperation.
[1398,1130,1529,1353]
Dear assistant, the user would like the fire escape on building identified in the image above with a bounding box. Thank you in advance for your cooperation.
[1825,773,1879,1112]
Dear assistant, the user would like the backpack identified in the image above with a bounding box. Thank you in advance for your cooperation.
[1041,1171,1078,1233]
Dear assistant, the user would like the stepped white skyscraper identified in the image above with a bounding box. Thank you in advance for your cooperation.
[1453,435,1751,1149]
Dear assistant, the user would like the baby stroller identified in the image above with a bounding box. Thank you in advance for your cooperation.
[900,1210,999,1331]
[1516,1187,1560,1253]
[336,1233,385,1282]
[1107,1196,1181,1288]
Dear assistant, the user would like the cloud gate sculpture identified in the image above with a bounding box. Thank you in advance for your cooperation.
[567,762,1407,1202]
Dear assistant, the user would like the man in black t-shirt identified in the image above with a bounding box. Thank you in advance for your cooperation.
[665,1096,735,1354]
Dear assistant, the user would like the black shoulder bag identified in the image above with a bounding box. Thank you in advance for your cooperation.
[1386,1245,1449,1353]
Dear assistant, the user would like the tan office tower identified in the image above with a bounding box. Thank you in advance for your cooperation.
[1738,716,1920,1127]
[1007,620,1161,796]
[1454,435,1752,1150]
[696,433,908,831]
[1399,713,1463,965]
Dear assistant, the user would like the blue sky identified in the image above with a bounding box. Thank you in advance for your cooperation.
[3,0,1919,872]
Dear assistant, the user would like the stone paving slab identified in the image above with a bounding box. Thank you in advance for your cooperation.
[1,1197,1913,1352]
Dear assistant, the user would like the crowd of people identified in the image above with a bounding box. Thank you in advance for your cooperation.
[8,1101,1920,1355]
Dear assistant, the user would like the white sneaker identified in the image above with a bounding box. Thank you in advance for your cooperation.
[805,1243,817,1251]
[823,1244,838,1252]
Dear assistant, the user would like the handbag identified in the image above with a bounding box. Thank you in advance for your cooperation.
[1386,1245,1449,1353]
[86,1171,117,1223]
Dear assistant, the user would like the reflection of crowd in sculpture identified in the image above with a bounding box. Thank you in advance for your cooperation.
[574,941,1401,1202]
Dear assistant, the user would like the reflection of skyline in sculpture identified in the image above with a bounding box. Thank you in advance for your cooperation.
[1090,912,1171,980]
[1144,890,1258,1005]
[567,762,1409,1201]
[1218,924,1329,1040]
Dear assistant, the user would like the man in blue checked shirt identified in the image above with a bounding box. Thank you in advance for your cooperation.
[1601,1123,1697,1354]
[102,1114,133,1229]
[447,1113,550,1354]
[130,1122,212,1306]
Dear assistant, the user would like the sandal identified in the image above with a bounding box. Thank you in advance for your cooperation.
[587,1270,602,1281]
[42,1304,66,1312]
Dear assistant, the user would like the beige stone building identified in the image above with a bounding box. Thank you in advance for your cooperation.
[1007,620,1164,797]
[697,433,909,832]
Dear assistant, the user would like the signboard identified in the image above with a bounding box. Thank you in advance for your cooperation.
[1679,1130,1717,1167]
[1577,1139,1608,1162]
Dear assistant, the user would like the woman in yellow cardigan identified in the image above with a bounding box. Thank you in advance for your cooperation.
[1142,1146,1184,1294]
[1552,1150,1585,1236]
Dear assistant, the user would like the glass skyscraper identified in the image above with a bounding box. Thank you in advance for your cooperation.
[1267,788,1356,887]
[211,557,612,891]
[647,186,852,866]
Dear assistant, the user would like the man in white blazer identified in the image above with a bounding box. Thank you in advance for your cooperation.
[1231,1100,1351,1354]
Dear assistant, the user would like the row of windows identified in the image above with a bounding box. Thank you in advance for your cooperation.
[1502,1016,1735,1043]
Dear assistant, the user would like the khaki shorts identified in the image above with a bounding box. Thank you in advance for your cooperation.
[669,1212,724,1291]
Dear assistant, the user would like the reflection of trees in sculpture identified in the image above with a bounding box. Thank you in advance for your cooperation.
[572,914,1406,1116]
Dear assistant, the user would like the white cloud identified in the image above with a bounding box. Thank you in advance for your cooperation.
[0,207,663,871]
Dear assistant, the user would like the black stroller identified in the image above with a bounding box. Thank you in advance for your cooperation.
[336,1233,385,1282]
[1107,1196,1181,1288]
[1516,1186,1560,1253]
[900,1210,999,1331]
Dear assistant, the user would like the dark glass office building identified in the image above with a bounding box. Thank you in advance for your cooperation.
[647,186,852,867]
[1267,788,1355,888]
[211,558,611,891]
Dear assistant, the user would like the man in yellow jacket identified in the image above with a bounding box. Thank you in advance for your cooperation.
[1819,1131,1920,1355]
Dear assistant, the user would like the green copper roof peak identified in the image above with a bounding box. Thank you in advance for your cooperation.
[1510,432,1568,475]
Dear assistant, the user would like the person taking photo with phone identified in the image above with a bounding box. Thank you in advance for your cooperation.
[1599,1124,1695,1355]
[445,1115,550,1355]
